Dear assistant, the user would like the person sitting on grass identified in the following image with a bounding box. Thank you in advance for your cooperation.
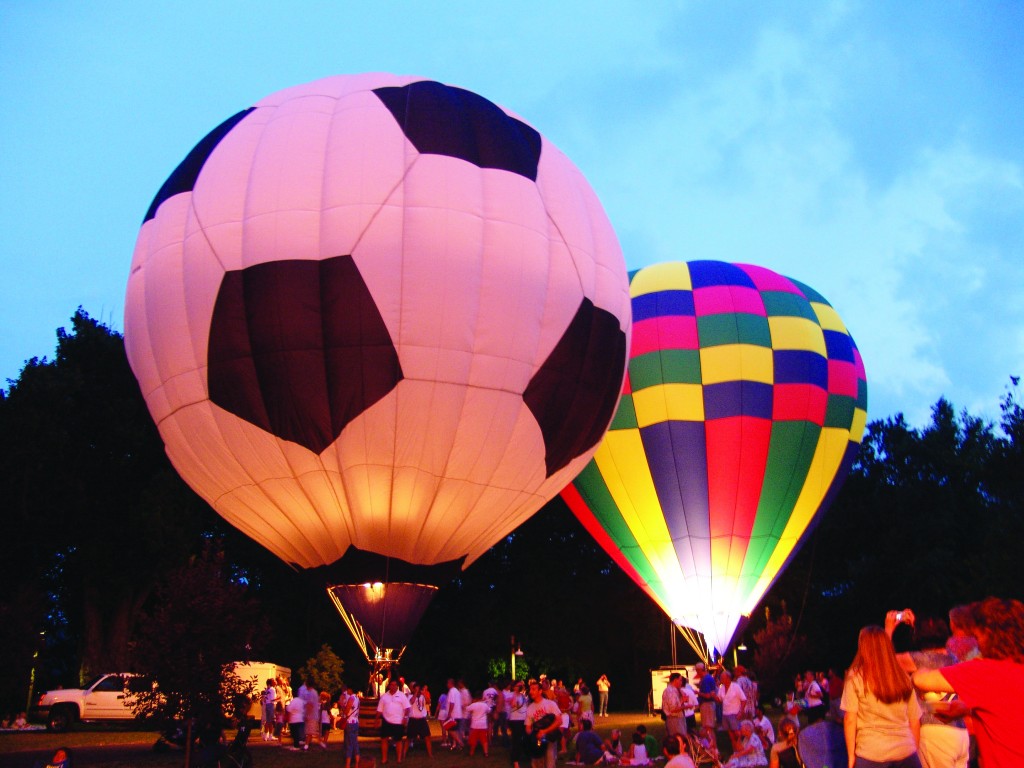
[627,731,651,765]
[574,718,605,765]
[724,720,768,767]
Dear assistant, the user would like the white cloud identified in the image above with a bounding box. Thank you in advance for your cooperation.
[584,7,1024,425]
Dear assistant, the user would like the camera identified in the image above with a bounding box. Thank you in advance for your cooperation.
[896,611,904,622]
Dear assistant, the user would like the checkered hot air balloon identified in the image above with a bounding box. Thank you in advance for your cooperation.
[561,261,867,659]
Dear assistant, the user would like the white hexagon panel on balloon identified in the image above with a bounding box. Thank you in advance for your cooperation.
[125,74,630,571]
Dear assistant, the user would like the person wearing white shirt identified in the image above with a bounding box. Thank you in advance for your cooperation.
[377,680,411,764]
[717,670,747,752]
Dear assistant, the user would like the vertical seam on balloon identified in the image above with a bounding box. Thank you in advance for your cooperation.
[427,87,488,564]
[320,92,363,558]
[391,82,421,562]
[253,105,329,567]
[181,111,322,565]
[335,86,423,562]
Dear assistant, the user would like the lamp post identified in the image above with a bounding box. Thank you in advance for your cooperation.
[26,630,44,713]
[511,636,524,681]
[732,643,748,668]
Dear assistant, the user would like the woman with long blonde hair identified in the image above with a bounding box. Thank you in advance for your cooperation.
[840,625,921,768]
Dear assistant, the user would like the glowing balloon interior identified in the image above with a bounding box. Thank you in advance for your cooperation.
[327,581,438,665]
[562,261,867,658]
[125,74,630,573]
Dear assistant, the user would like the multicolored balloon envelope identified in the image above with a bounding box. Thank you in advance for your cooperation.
[562,261,867,658]
[125,74,630,574]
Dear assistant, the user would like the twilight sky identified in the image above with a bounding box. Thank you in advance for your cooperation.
[2,1,1022,426]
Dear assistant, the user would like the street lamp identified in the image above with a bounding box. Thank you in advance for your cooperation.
[26,630,45,713]
[511,636,524,681]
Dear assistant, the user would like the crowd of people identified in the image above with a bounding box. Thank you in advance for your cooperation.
[237,595,1022,768]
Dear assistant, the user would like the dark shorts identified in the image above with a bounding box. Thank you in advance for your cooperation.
[853,755,922,768]
[381,720,406,740]
[408,717,431,739]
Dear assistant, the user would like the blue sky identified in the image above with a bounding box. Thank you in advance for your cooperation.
[2,1,1022,426]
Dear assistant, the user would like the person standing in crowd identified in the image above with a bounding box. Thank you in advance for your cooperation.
[696,663,718,730]
[496,680,513,746]
[682,675,699,733]
[262,677,278,741]
[841,625,922,768]
[459,679,473,745]
[802,670,826,724]
[662,672,687,738]
[734,667,756,720]
[577,684,594,729]
[719,670,747,752]
[444,677,466,750]
[286,693,307,751]
[526,680,562,768]
[378,678,411,764]
[508,681,529,768]
[466,690,492,757]
[407,681,433,757]
[297,678,320,749]
[913,596,1024,768]
[341,684,361,768]
[596,674,611,717]
[886,608,969,768]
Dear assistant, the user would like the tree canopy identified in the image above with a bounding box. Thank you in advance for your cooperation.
[3,310,1022,712]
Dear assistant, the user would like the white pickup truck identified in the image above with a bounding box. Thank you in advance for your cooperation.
[30,661,291,732]
[30,673,151,732]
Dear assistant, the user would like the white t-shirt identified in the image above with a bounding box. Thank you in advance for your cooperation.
[665,754,696,768]
[377,691,410,725]
[446,686,463,720]
[683,684,699,716]
[508,692,528,722]
[409,693,429,719]
[718,682,747,716]
[466,700,490,730]
[525,697,561,733]
[805,680,823,708]
[344,693,360,724]
[755,714,775,744]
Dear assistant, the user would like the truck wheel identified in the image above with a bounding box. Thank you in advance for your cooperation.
[48,705,76,733]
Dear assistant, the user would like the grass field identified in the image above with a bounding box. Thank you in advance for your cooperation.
[0,711,705,767]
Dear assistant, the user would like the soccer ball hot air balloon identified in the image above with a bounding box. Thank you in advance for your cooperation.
[561,261,866,660]
[125,74,630,672]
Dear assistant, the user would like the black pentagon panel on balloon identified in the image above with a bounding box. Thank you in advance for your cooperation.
[524,299,627,477]
[373,81,542,181]
[143,108,255,223]
[208,255,403,454]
